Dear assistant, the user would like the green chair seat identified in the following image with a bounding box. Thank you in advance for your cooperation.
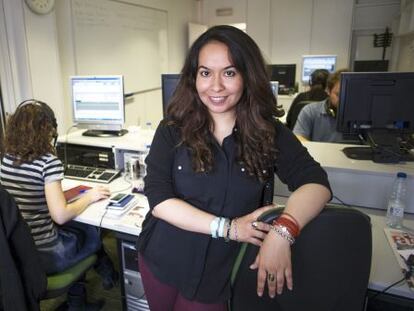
[44,254,97,299]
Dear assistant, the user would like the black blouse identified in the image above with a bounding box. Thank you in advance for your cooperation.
[137,119,331,303]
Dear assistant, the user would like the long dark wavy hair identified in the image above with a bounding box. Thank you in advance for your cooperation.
[3,100,57,164]
[166,25,284,182]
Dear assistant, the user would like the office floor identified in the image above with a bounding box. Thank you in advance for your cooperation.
[40,231,123,311]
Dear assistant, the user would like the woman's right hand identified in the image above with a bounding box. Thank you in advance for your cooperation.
[231,205,275,246]
[85,185,111,204]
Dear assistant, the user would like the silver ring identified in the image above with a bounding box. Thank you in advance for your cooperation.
[251,221,258,229]
[267,273,275,283]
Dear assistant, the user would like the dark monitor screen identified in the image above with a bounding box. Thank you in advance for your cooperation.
[268,64,296,94]
[337,72,414,163]
[354,60,389,72]
[161,74,181,117]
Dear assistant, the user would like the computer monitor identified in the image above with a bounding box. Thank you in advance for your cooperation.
[301,55,336,84]
[268,64,296,95]
[70,75,127,137]
[337,72,414,163]
[161,74,181,117]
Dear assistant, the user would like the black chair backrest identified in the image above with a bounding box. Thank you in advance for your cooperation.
[286,101,316,130]
[230,205,372,311]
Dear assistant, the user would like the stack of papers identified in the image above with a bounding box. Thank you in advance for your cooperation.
[106,194,137,217]
[115,204,148,229]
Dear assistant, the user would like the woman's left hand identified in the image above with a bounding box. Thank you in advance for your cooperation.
[250,230,293,298]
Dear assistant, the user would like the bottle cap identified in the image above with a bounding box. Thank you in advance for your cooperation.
[397,172,407,178]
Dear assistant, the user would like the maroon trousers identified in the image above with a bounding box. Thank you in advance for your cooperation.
[138,254,227,311]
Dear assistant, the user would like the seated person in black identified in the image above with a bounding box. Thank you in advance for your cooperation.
[286,69,329,129]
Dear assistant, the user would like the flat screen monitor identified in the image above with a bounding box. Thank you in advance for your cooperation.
[268,64,296,95]
[161,74,181,117]
[337,72,414,163]
[70,75,127,137]
[354,60,389,72]
[302,55,336,84]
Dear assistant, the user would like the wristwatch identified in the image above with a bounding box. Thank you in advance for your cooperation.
[25,0,55,15]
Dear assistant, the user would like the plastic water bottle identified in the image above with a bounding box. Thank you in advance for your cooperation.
[386,172,408,228]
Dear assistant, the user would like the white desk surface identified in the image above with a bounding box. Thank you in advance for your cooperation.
[58,128,154,152]
[366,207,414,299]
[303,141,414,175]
[62,176,148,236]
[275,141,414,213]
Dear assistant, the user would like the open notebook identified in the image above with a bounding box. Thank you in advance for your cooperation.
[64,185,92,203]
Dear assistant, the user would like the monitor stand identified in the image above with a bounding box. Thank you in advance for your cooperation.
[342,129,414,163]
[82,129,128,137]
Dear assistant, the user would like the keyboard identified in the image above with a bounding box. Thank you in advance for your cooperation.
[64,165,120,183]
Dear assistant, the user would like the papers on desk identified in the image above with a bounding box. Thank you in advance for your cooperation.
[384,227,414,290]
[105,195,138,218]
[114,204,148,229]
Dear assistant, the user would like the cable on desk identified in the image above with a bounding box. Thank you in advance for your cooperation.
[110,174,133,194]
[332,194,352,207]
[98,206,109,235]
[368,276,406,302]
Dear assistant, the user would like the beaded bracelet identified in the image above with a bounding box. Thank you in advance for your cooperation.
[233,218,239,242]
[224,219,231,242]
[271,224,295,245]
[273,217,300,238]
[272,215,300,238]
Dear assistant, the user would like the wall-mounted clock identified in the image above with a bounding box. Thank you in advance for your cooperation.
[24,0,55,15]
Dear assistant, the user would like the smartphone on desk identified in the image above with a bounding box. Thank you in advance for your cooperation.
[109,193,129,204]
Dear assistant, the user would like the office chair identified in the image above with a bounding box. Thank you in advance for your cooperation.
[43,254,97,297]
[0,186,100,310]
[230,204,372,311]
[286,101,316,130]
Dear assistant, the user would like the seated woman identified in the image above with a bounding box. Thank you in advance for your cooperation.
[0,99,117,289]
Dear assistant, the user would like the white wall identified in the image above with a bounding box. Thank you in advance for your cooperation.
[351,1,401,69]
[392,0,414,71]
[0,0,199,133]
[200,0,354,92]
[57,0,199,131]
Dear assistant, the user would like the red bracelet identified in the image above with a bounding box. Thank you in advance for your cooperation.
[272,216,300,238]
[281,212,300,229]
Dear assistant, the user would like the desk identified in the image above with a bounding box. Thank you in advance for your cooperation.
[365,207,414,300]
[63,177,150,310]
[276,94,297,125]
[275,141,414,213]
[59,128,154,152]
[278,94,297,113]
[63,177,148,236]
[66,135,414,308]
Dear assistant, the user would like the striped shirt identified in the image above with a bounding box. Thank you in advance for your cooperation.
[0,153,64,247]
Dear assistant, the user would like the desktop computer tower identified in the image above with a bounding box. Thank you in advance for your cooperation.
[120,240,150,311]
